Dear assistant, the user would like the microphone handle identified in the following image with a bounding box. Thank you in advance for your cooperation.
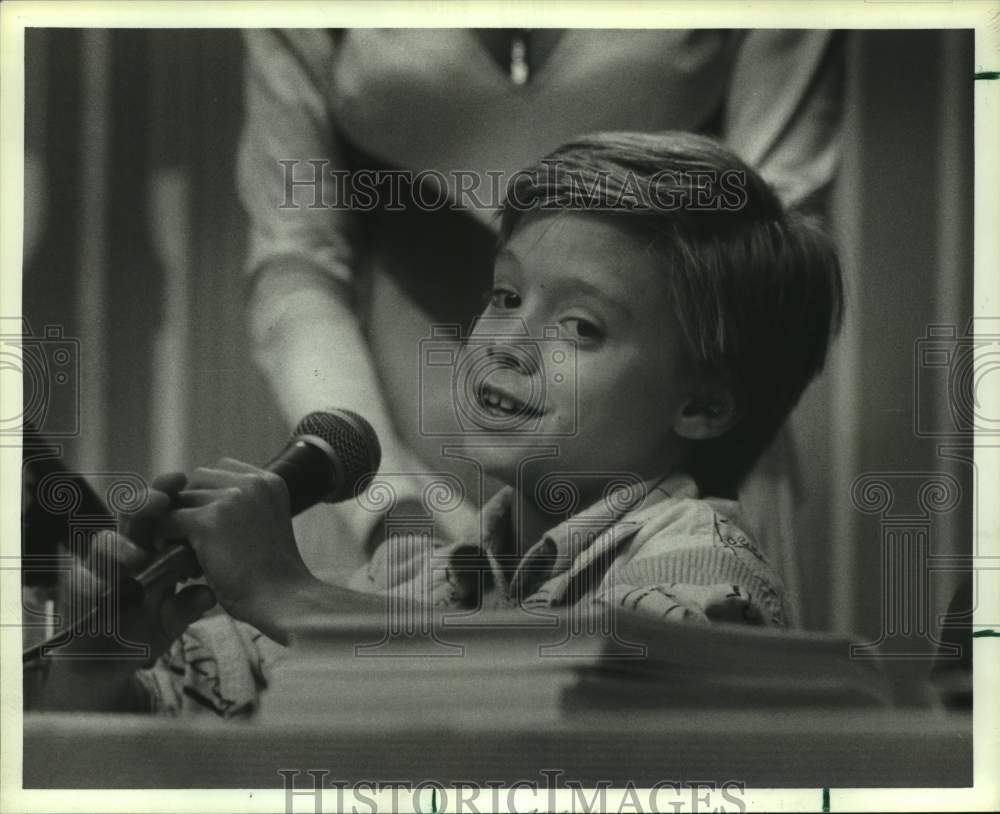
[134,542,202,590]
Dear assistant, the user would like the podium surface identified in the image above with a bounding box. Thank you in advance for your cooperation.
[23,708,970,788]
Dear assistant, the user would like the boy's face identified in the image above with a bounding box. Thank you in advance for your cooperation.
[458,213,692,492]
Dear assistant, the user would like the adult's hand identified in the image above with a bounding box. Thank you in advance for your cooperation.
[25,475,216,711]
[93,473,218,654]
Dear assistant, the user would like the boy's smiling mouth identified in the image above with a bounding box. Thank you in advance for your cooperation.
[474,381,545,421]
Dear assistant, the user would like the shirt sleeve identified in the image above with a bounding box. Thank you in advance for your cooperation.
[346,535,483,608]
[134,612,286,717]
[722,30,846,212]
[237,29,358,286]
[597,505,789,627]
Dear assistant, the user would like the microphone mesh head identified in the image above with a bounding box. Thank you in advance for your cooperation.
[293,409,381,488]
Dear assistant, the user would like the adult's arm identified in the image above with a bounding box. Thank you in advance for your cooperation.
[723,30,846,212]
[238,30,433,557]
[239,30,394,445]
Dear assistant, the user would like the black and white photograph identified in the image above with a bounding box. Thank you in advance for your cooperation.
[2,1,998,811]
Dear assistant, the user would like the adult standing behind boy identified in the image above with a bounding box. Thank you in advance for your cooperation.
[239,29,845,597]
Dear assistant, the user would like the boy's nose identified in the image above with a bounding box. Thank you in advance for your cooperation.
[468,314,542,376]
[484,341,540,377]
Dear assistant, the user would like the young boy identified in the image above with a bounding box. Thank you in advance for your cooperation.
[344,132,842,629]
[31,132,842,715]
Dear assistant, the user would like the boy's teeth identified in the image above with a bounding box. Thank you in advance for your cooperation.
[480,385,528,415]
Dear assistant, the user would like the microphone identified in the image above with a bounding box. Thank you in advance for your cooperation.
[126,408,382,597]
[22,409,381,663]
[268,409,381,515]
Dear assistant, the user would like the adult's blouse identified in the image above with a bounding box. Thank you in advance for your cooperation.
[239,28,843,295]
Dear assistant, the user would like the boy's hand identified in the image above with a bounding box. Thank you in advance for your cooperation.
[161,458,315,640]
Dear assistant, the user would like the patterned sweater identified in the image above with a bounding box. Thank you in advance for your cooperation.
[136,471,787,716]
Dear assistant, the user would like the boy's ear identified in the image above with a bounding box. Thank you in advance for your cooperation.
[672,386,740,440]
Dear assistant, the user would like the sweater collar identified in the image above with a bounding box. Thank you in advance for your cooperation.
[479,470,699,570]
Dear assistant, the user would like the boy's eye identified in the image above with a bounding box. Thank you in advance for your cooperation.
[489,288,522,310]
[563,318,603,341]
